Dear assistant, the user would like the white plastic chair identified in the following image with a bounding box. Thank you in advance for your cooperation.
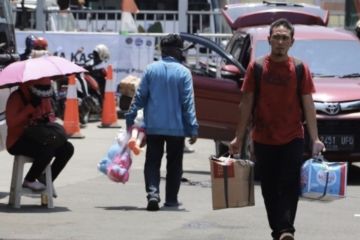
[8,155,54,208]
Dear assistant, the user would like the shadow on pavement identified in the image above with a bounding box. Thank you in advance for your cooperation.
[0,203,70,213]
[97,206,145,211]
[183,170,210,175]
[0,191,8,199]
[97,206,189,212]
[160,206,188,212]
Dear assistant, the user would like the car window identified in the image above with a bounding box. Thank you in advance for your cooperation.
[230,40,242,61]
[238,34,251,69]
[186,43,227,79]
[255,39,360,77]
[227,33,253,71]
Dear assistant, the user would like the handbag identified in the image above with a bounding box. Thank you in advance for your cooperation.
[23,122,68,149]
[300,155,348,201]
[209,155,255,210]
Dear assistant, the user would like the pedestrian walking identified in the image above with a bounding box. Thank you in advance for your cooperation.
[125,33,198,211]
[229,18,325,240]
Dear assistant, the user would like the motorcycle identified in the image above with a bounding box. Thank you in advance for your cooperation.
[52,72,102,125]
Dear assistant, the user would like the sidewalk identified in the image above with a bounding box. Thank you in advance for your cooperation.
[0,119,359,240]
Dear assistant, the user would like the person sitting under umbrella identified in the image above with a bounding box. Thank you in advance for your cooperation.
[5,77,74,192]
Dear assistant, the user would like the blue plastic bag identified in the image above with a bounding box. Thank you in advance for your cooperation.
[300,156,347,201]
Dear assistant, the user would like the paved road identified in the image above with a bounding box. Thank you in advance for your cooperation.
[0,119,360,240]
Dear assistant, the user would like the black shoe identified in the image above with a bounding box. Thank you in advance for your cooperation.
[146,198,159,211]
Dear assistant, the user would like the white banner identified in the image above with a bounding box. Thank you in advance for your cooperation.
[15,31,155,84]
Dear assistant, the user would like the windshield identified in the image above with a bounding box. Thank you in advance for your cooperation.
[255,39,360,77]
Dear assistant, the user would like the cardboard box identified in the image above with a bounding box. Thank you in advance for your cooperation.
[301,158,347,201]
[119,75,140,97]
[210,156,255,210]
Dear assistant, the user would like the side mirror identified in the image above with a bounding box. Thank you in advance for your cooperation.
[221,64,242,79]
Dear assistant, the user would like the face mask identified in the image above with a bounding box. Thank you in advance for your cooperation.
[30,84,53,98]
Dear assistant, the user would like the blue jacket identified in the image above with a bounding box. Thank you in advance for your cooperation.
[125,57,198,137]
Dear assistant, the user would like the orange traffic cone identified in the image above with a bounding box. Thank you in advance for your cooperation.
[98,65,121,128]
[63,75,85,138]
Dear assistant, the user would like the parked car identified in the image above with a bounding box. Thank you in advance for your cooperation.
[181,1,360,162]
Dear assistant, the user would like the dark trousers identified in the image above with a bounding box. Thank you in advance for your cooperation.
[8,136,74,182]
[144,134,184,203]
[254,138,304,240]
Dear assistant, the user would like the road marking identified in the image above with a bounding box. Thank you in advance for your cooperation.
[355,214,360,217]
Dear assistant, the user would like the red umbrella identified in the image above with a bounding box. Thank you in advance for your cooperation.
[0,55,86,87]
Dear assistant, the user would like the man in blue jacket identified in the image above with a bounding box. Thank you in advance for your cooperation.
[125,34,199,211]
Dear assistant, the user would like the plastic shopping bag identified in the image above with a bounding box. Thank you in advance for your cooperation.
[300,156,347,201]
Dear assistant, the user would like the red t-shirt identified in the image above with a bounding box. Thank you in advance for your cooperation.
[242,55,315,145]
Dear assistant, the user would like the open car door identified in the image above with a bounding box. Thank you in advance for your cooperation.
[180,32,245,141]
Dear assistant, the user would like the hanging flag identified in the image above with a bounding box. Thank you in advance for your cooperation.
[121,0,139,14]
[120,0,139,34]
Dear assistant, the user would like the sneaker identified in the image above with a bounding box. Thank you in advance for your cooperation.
[146,198,160,211]
[22,180,46,191]
[279,232,295,240]
[184,145,195,153]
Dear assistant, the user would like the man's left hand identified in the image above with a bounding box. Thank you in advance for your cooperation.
[188,136,197,145]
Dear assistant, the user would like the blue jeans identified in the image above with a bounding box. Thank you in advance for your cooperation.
[254,138,304,240]
[144,135,184,204]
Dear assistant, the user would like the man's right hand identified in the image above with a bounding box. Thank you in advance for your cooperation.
[229,137,242,155]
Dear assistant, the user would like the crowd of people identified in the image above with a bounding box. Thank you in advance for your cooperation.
[2,14,326,240]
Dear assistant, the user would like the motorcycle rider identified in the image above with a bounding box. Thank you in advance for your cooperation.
[84,44,110,102]
[20,34,37,60]
[73,47,102,125]
[30,37,51,58]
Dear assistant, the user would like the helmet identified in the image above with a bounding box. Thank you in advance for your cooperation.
[93,44,110,61]
[25,34,37,50]
[33,37,48,50]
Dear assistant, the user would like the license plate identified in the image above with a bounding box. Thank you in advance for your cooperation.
[319,135,354,151]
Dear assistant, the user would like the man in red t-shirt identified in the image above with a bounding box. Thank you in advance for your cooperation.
[229,19,325,240]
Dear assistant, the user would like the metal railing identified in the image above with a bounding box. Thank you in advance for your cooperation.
[13,8,346,33]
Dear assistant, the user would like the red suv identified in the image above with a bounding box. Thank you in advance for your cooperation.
[181,1,360,162]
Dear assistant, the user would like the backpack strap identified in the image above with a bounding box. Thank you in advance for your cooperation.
[293,57,305,121]
[252,56,266,117]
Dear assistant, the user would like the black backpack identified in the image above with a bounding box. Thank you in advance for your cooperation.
[252,56,305,119]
